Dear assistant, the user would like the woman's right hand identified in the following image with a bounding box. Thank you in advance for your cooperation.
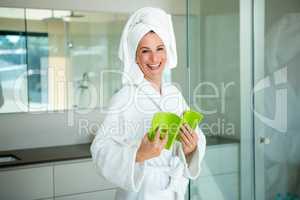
[135,129,168,163]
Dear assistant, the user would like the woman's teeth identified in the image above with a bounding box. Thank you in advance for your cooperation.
[147,64,160,70]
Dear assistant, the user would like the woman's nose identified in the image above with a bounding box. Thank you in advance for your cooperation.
[149,52,159,63]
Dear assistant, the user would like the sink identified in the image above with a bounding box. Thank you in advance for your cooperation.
[0,155,19,163]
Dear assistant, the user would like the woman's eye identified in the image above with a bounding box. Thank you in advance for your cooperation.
[157,47,164,51]
[142,50,150,53]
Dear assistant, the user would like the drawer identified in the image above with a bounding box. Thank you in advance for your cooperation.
[54,160,115,196]
[191,173,239,200]
[0,166,53,200]
[200,144,239,177]
[55,189,116,200]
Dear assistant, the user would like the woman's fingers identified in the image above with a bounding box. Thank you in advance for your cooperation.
[192,131,199,142]
[141,133,149,145]
[180,124,198,147]
[181,125,193,141]
[184,123,199,144]
[161,132,168,147]
[153,128,165,148]
[183,123,192,134]
[154,128,161,142]
[180,129,192,147]
[180,123,189,135]
[138,130,169,162]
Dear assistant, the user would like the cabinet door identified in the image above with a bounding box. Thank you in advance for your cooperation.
[0,166,53,200]
[55,189,116,200]
[54,160,115,196]
[190,173,239,200]
[200,144,239,177]
[190,144,240,200]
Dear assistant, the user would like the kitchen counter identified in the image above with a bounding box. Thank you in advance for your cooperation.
[0,143,91,168]
[0,137,239,168]
[205,137,239,146]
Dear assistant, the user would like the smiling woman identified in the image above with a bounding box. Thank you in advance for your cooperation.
[91,7,206,200]
[136,31,167,94]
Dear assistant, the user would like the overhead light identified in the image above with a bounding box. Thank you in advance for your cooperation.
[53,10,71,18]
[63,11,85,22]
[26,9,52,20]
[0,7,25,19]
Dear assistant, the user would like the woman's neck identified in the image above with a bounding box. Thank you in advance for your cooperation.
[145,77,162,95]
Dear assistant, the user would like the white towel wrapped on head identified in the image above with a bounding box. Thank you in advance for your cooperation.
[118,7,177,85]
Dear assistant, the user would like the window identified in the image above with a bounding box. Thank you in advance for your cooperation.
[0,31,49,113]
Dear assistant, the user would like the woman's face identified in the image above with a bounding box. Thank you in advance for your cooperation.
[136,32,167,81]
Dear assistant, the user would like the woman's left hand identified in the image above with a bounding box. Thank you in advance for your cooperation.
[179,123,198,156]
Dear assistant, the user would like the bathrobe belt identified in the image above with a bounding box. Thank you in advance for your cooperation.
[107,135,187,195]
[146,156,186,194]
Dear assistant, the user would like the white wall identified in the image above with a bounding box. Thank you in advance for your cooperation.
[0,110,104,150]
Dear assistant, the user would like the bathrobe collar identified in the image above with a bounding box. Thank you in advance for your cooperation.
[134,78,173,112]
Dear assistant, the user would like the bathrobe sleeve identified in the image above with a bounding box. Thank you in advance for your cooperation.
[90,87,145,192]
[176,127,206,179]
[174,87,206,180]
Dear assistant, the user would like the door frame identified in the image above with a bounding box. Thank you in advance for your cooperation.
[253,0,266,199]
[240,0,256,199]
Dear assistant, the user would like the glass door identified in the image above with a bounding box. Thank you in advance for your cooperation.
[65,11,128,110]
[187,0,248,199]
[253,0,300,199]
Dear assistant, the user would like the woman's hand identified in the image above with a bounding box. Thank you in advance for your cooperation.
[136,129,168,163]
[179,123,198,157]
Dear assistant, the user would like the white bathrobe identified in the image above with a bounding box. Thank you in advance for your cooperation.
[90,78,206,200]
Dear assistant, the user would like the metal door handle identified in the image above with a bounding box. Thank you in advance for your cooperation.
[259,136,271,144]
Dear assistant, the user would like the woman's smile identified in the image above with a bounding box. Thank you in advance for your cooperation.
[147,63,161,70]
[136,31,167,82]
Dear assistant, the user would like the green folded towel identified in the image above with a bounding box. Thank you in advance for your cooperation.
[148,110,204,149]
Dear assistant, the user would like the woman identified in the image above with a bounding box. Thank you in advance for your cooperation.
[91,7,206,200]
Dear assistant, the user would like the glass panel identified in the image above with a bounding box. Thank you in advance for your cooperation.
[0,8,28,113]
[254,0,300,199]
[171,14,189,100]
[26,8,67,111]
[20,8,179,112]
[27,33,49,110]
[65,11,127,109]
[188,0,241,199]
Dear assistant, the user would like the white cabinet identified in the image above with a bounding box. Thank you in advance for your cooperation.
[0,159,117,200]
[54,160,115,196]
[55,189,116,200]
[200,144,239,177]
[190,173,239,200]
[0,166,53,200]
[0,144,239,200]
[190,144,240,200]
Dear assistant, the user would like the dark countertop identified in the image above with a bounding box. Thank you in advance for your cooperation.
[0,137,239,169]
[0,143,91,168]
[206,137,240,146]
